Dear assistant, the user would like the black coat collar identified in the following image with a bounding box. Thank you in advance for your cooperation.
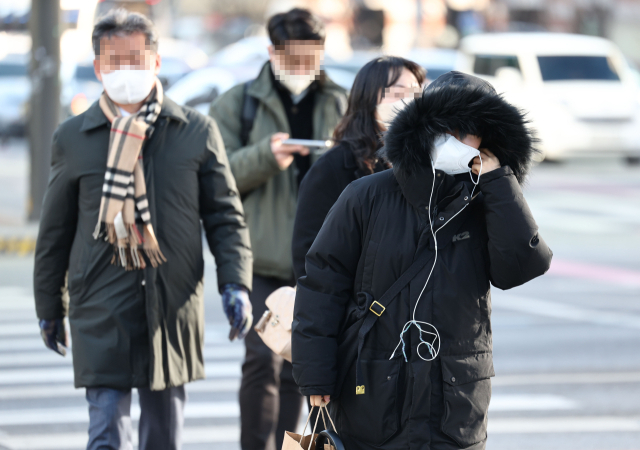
[80,96,189,132]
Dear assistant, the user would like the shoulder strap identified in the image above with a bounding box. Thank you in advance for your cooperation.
[240,80,258,147]
[334,94,347,117]
[353,248,435,394]
[353,202,474,395]
[375,250,434,312]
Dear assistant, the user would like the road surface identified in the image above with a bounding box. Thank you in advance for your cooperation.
[0,144,638,449]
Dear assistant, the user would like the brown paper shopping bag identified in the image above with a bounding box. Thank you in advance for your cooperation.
[282,431,317,450]
[282,405,334,450]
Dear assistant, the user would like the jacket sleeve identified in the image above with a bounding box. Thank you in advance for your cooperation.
[292,183,365,396]
[208,87,282,194]
[291,153,344,282]
[34,129,78,320]
[199,119,253,291]
[479,165,552,290]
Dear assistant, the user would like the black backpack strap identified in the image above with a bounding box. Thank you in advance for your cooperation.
[240,79,258,147]
[334,93,347,117]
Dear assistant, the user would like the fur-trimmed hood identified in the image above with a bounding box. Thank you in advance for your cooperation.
[381,71,537,185]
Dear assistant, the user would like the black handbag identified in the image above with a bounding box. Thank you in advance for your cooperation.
[316,430,346,450]
[312,405,345,450]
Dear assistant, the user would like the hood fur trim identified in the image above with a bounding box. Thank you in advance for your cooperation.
[381,71,537,184]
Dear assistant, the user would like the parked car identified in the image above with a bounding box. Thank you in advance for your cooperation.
[324,49,463,91]
[209,35,270,84]
[0,33,30,137]
[406,47,465,83]
[459,33,640,163]
[0,53,29,137]
[165,67,236,115]
[157,38,208,88]
[61,60,103,117]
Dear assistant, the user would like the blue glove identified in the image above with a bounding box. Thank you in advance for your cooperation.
[39,318,68,356]
[221,284,253,341]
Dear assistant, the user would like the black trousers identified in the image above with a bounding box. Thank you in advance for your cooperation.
[240,275,304,450]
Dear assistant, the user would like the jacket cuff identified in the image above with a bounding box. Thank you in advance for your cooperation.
[216,259,253,293]
[478,165,513,187]
[35,295,66,321]
[258,135,284,173]
[300,384,335,396]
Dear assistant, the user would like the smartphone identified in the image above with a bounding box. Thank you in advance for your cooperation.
[282,139,333,156]
[282,139,333,149]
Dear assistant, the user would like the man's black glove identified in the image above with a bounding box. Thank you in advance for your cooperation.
[39,318,69,356]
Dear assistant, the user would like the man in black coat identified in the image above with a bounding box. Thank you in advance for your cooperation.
[291,72,553,449]
[33,10,252,450]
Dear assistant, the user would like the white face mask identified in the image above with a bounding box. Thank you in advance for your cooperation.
[101,69,156,105]
[432,134,481,175]
[376,99,409,128]
[271,62,318,96]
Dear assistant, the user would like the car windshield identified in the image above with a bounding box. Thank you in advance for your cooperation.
[0,63,27,77]
[538,56,620,81]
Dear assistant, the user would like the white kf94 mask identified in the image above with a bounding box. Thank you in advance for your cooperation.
[101,69,156,105]
[432,134,481,175]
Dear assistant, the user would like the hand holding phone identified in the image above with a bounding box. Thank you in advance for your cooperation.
[271,133,310,169]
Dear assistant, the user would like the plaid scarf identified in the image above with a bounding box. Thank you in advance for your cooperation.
[93,78,166,270]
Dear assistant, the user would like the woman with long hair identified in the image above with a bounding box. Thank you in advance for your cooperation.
[291,56,425,282]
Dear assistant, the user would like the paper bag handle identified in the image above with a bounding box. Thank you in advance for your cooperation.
[298,404,337,450]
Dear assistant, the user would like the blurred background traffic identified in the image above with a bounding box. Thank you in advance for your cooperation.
[1,0,640,167]
[0,1,639,450]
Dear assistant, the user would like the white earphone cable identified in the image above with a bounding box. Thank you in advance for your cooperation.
[390,153,483,362]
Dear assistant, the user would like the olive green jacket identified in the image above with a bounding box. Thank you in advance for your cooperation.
[209,62,346,280]
[34,98,252,390]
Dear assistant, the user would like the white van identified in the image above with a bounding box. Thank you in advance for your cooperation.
[459,33,640,162]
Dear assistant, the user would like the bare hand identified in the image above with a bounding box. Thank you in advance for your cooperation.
[270,132,310,169]
[310,394,331,407]
[472,148,500,176]
[460,134,482,149]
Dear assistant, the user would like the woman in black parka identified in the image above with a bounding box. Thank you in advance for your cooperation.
[291,72,553,450]
[292,56,425,282]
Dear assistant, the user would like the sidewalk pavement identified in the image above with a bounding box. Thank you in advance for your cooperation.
[0,223,38,256]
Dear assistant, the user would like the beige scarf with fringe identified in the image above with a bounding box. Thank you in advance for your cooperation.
[93,78,166,270]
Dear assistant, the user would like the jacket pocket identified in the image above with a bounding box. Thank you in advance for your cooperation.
[339,358,400,445]
[440,353,494,448]
[68,237,98,302]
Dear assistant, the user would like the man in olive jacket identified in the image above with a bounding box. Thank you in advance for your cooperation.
[209,8,346,450]
[33,10,252,450]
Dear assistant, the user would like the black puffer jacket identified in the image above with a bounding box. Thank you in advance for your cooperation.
[291,72,553,450]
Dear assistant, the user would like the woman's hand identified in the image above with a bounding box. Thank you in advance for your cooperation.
[310,394,331,406]
[472,148,500,175]
[460,134,482,149]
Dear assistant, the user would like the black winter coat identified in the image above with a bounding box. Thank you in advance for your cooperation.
[292,143,385,281]
[34,98,253,390]
[291,73,553,450]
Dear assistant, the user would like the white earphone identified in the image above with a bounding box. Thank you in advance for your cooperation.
[390,152,483,362]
